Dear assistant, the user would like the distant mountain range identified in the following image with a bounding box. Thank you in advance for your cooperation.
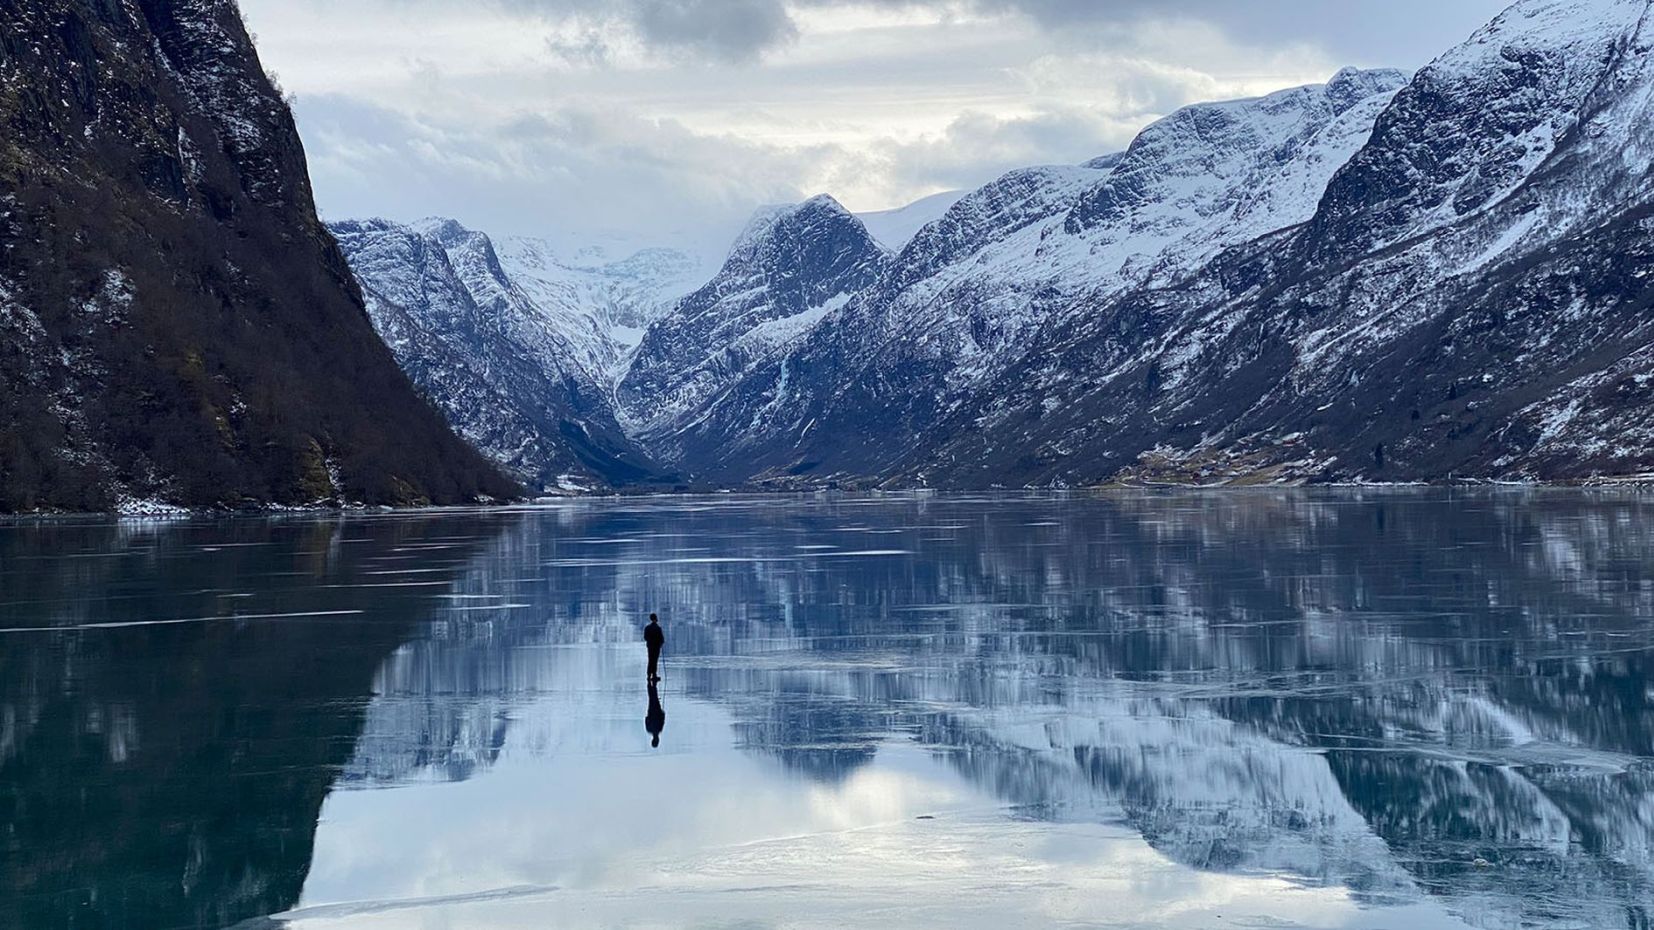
[337,0,1654,492]
[334,193,958,491]
[328,218,703,491]
[5,0,1654,508]
[0,0,514,510]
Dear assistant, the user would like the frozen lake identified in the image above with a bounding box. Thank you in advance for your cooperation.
[4,491,1654,929]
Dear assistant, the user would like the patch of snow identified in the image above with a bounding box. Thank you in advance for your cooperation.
[733,292,851,356]
[116,497,191,517]
[858,189,968,250]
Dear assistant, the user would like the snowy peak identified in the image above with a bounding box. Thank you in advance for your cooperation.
[666,194,886,331]
[737,194,887,304]
[330,218,472,316]
[413,216,475,244]
[410,218,523,316]
[892,163,1113,290]
[1305,0,1653,258]
[1065,68,1408,235]
[718,195,861,260]
[331,217,667,491]
[618,195,888,441]
[719,194,884,271]
[1322,66,1411,107]
[1448,0,1648,67]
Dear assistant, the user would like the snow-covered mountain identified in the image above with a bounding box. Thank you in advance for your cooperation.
[646,0,1654,487]
[330,218,688,491]
[660,67,1410,482]
[333,0,1654,491]
[857,189,966,250]
[490,234,712,373]
[331,198,896,487]
[617,195,890,443]
[897,0,1654,488]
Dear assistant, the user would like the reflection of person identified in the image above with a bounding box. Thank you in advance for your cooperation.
[645,681,666,749]
[644,612,664,682]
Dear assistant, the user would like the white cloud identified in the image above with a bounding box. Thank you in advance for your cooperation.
[239,0,1509,244]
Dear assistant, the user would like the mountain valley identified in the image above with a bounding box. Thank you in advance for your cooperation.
[336,0,1654,492]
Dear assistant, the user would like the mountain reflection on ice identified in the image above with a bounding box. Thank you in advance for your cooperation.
[309,491,1654,929]
[4,491,1654,929]
[0,512,515,930]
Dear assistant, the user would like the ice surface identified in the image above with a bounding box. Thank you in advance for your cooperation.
[5,491,1653,929]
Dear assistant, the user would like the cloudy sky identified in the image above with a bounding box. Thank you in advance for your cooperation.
[239,0,1508,250]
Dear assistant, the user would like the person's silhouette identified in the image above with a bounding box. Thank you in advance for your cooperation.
[645,680,666,749]
[644,612,664,682]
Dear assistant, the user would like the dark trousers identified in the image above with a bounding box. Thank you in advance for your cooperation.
[647,648,661,678]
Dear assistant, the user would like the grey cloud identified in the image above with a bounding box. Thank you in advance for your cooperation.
[779,0,1508,67]
[396,0,1507,68]
[546,28,614,68]
[632,0,798,63]
[966,0,1509,65]
[504,0,1507,68]
[496,0,799,63]
[293,93,815,244]
[289,90,1132,253]
[246,0,1519,246]
[859,105,1139,196]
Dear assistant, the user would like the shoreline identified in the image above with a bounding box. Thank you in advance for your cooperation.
[3,478,1652,523]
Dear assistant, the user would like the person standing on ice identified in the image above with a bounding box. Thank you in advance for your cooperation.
[644,613,665,682]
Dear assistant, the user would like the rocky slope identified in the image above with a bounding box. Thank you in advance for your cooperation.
[0,0,516,510]
[902,0,1654,488]
[331,218,678,491]
[663,68,1410,482]
[616,195,890,446]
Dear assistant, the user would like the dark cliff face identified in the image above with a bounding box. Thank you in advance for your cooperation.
[0,0,517,510]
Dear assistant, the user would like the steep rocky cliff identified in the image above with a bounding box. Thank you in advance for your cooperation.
[616,195,890,448]
[0,0,516,509]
